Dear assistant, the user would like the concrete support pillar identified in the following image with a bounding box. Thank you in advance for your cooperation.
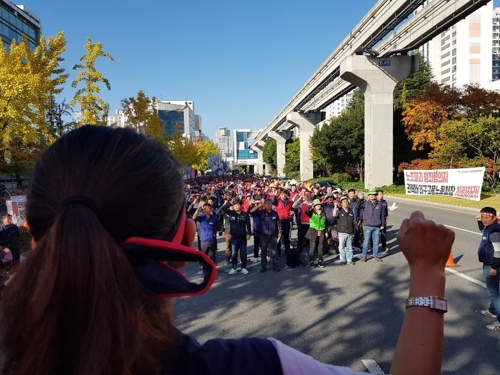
[269,130,292,177]
[286,112,323,181]
[253,146,264,175]
[340,55,418,188]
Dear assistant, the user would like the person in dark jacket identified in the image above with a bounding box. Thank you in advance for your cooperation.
[336,196,356,265]
[377,190,390,252]
[222,199,252,275]
[357,188,384,263]
[323,192,339,255]
[250,198,282,272]
[475,206,500,331]
[248,195,263,261]
[0,215,20,260]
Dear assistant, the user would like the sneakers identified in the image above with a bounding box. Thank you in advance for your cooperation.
[259,268,266,273]
[273,264,281,272]
[374,256,383,262]
[228,268,237,275]
[340,261,347,266]
[486,321,500,331]
[361,256,367,262]
[347,261,355,265]
[481,310,497,319]
[318,262,325,268]
[310,261,315,269]
[241,268,249,275]
[384,247,390,252]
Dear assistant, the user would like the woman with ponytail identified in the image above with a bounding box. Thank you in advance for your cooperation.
[0,126,454,375]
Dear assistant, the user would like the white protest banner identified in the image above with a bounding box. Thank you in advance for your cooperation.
[404,167,485,201]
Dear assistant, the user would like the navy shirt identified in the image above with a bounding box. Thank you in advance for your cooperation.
[195,214,218,242]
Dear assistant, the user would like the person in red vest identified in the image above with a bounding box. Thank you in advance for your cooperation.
[292,189,314,264]
[273,189,294,258]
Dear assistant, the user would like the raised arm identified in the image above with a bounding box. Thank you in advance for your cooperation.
[390,211,455,375]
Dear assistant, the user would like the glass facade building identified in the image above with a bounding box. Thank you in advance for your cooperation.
[158,109,184,136]
[0,1,41,51]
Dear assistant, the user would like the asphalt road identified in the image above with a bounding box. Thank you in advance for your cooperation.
[174,198,500,374]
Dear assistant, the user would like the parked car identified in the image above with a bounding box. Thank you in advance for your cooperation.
[310,180,342,192]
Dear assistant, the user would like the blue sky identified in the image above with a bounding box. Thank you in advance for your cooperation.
[30,0,497,139]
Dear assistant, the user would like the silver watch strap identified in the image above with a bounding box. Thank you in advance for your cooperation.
[406,296,447,313]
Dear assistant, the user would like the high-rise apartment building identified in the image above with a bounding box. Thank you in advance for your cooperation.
[420,0,493,87]
[492,6,500,81]
[0,0,41,51]
[324,90,354,120]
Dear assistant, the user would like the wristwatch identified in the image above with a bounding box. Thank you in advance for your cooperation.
[405,296,447,313]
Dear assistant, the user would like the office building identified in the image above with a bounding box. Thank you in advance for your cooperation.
[0,0,41,51]
[157,100,196,140]
[215,127,232,159]
[233,129,261,174]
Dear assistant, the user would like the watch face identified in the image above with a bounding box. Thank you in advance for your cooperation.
[434,298,447,312]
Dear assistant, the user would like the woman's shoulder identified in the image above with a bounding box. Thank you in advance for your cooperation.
[166,334,367,375]
[166,334,282,375]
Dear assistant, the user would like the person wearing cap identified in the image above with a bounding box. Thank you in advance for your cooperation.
[305,199,327,268]
[475,206,500,331]
[250,198,282,272]
[357,188,384,262]
[336,196,356,265]
[222,199,252,275]
[192,202,220,276]
[323,192,339,255]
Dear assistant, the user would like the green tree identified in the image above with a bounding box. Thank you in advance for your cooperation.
[283,138,300,176]
[71,37,114,125]
[121,90,164,141]
[192,139,220,173]
[310,105,365,181]
[394,52,433,110]
[263,138,277,173]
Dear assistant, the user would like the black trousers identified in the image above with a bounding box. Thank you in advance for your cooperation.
[260,234,278,269]
[253,232,261,258]
[277,221,291,255]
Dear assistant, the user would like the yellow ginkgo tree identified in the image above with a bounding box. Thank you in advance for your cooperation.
[71,37,114,125]
[0,31,68,148]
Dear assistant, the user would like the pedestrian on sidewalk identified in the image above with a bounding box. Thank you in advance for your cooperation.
[305,199,328,268]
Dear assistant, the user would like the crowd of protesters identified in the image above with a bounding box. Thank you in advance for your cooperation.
[183,174,389,274]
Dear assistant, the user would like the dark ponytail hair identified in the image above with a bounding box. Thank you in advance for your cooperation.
[0,126,184,375]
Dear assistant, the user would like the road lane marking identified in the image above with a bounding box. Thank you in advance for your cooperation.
[445,268,486,289]
[443,224,481,236]
[362,359,385,374]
